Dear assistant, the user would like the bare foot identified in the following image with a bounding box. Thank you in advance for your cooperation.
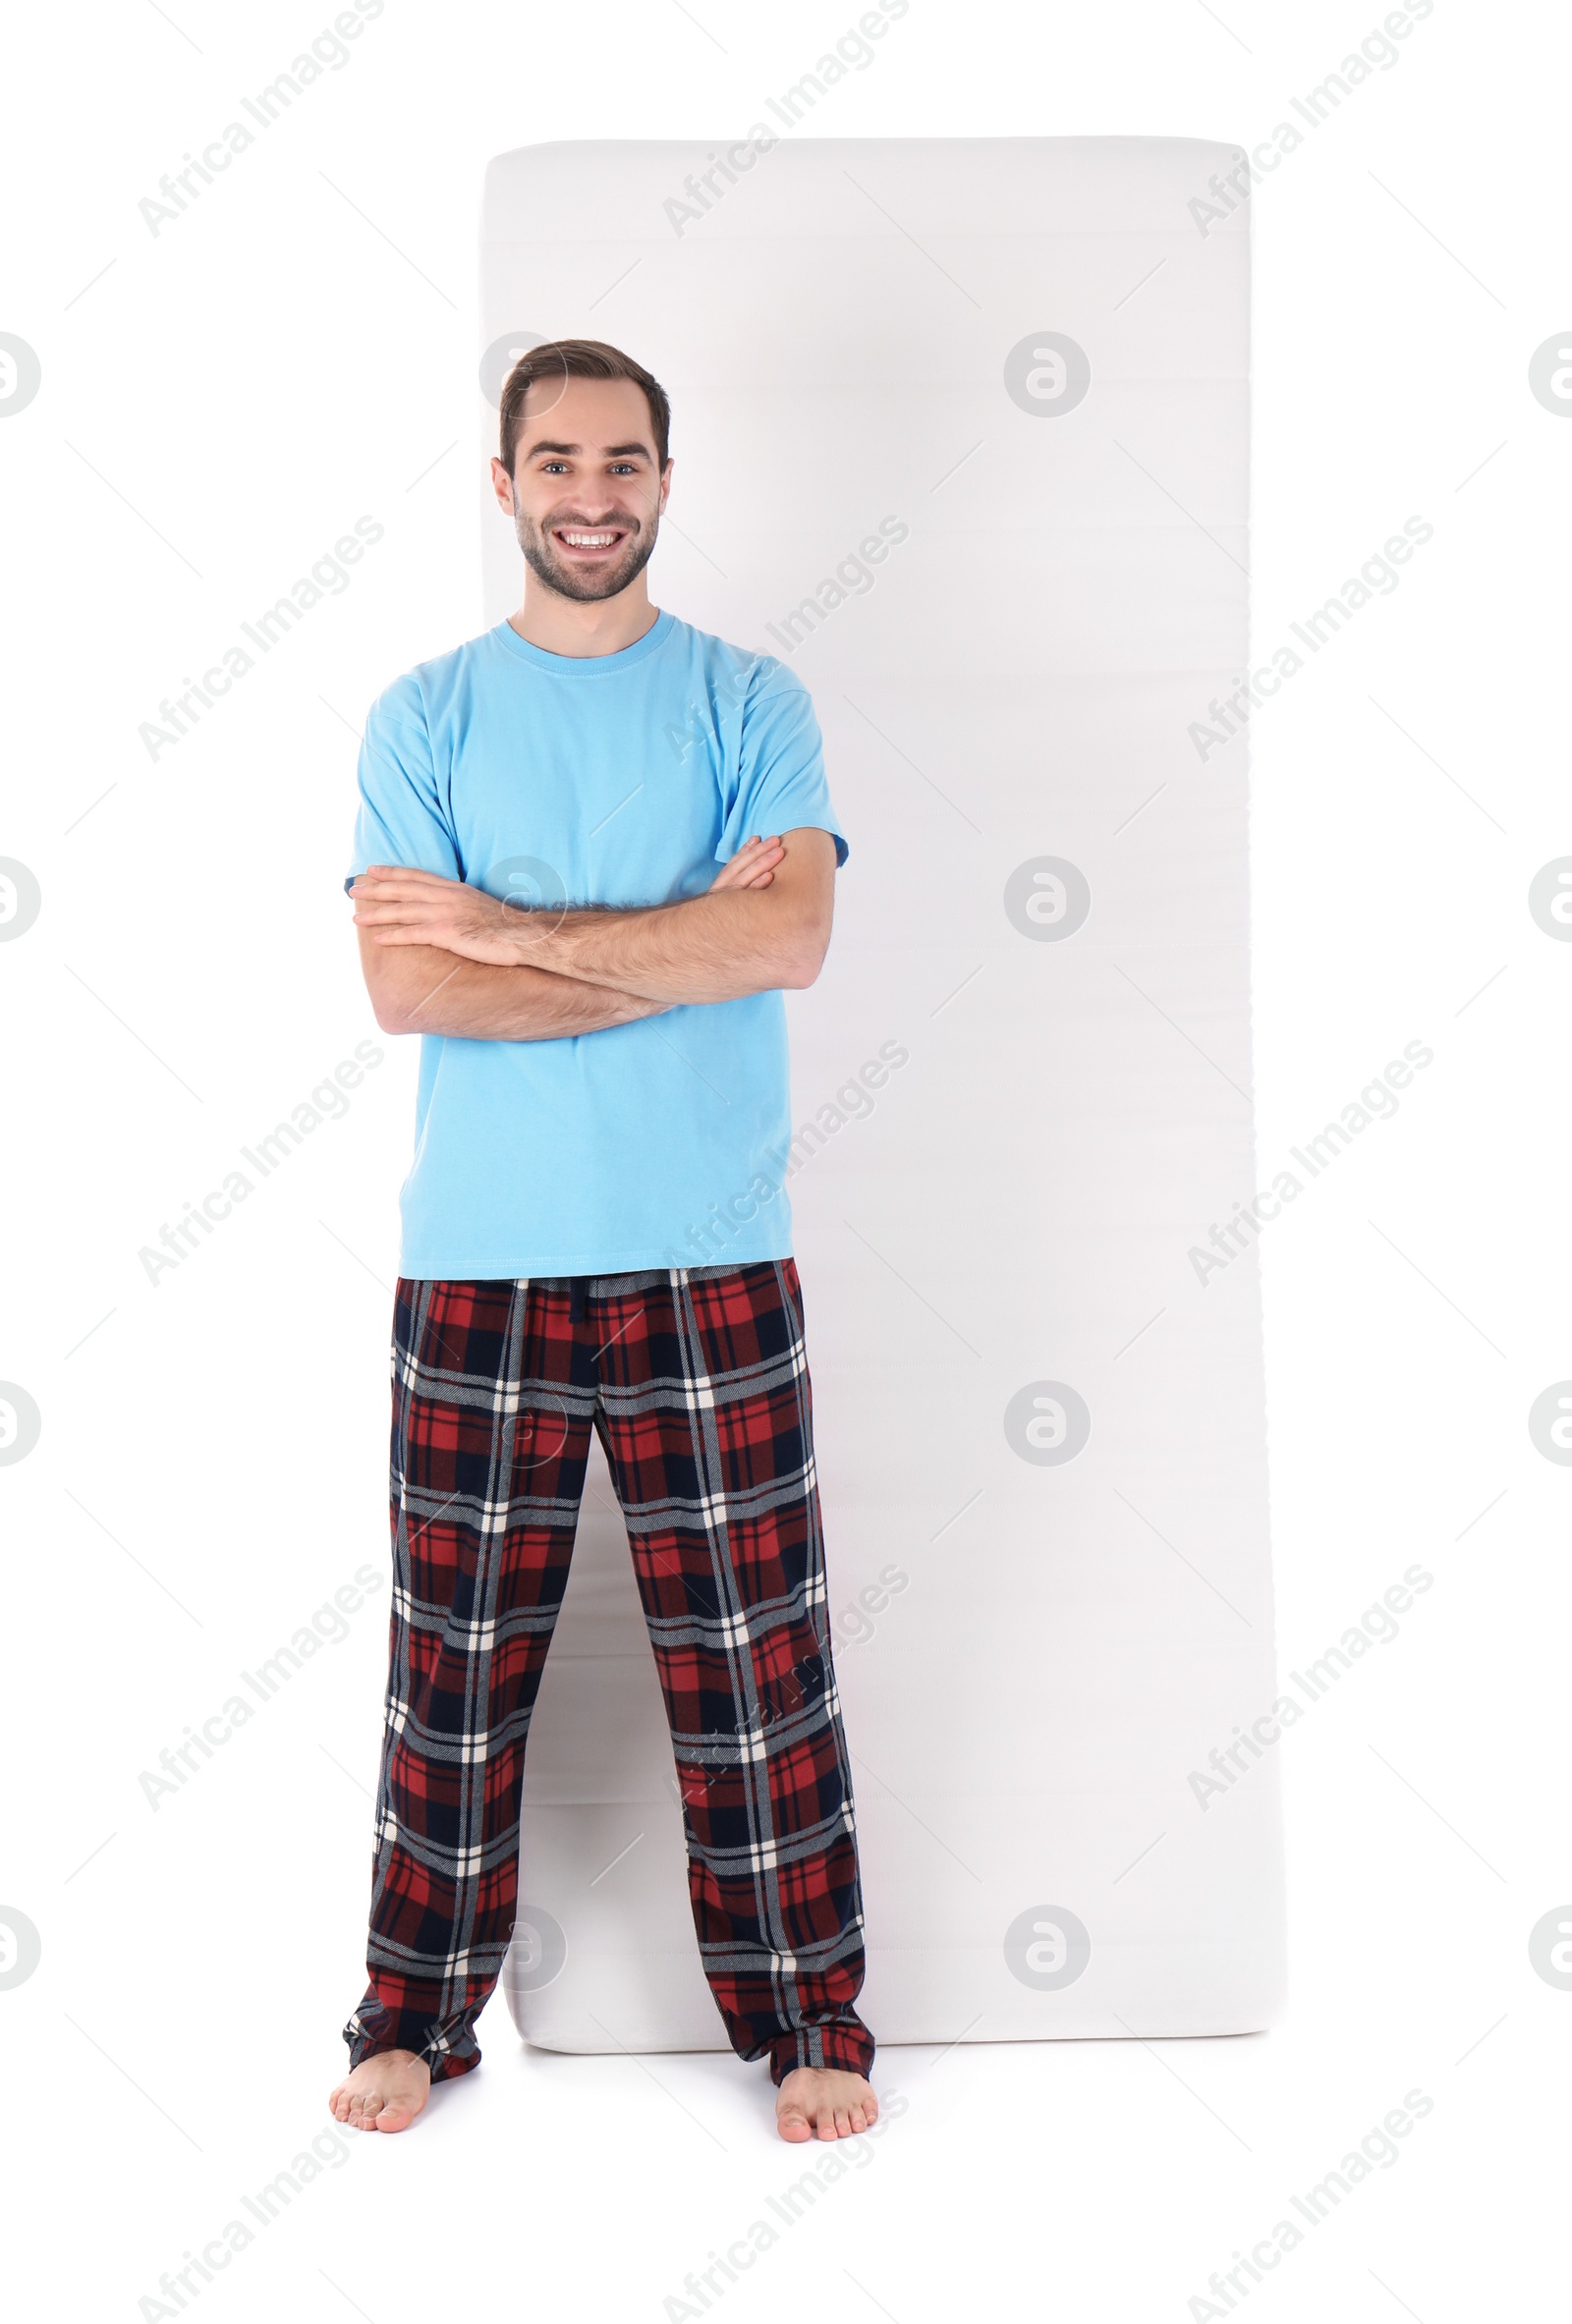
[775,2066,878,2142]
[328,2049,431,2133]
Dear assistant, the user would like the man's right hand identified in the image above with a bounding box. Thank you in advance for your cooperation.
[708,834,785,893]
[355,836,789,1041]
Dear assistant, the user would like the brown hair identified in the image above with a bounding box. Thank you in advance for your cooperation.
[498,338,671,477]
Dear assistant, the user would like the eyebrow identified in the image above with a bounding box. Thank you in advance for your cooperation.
[523,439,653,462]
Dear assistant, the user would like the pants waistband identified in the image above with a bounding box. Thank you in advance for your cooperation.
[526,1263,752,1299]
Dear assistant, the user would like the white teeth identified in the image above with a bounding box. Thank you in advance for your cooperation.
[558,530,619,546]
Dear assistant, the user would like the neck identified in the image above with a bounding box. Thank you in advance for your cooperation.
[508,580,659,660]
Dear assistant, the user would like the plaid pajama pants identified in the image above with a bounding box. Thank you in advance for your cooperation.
[342,1257,874,2090]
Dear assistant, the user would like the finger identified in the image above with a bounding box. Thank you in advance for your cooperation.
[365,911,463,938]
[354,874,464,902]
[354,908,446,930]
[353,870,470,906]
[709,844,783,893]
[359,864,459,886]
[353,895,461,924]
[353,889,439,913]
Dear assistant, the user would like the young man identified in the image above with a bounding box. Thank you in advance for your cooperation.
[327,338,877,2145]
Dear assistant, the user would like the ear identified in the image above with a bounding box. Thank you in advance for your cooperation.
[489,456,516,515]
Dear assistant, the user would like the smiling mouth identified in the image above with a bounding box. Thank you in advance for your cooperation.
[550,526,630,557]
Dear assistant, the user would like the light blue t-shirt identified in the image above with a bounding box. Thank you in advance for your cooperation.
[348,609,848,1279]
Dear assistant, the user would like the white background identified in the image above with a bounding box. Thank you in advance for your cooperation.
[1,3,1565,2319]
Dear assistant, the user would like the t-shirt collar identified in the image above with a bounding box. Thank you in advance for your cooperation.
[490,606,674,676]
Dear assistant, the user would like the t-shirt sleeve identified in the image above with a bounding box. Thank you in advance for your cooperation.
[715,661,849,869]
[344,676,461,892]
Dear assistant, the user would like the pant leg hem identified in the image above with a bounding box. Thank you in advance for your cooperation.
[768,2024,876,2087]
[344,2004,482,2085]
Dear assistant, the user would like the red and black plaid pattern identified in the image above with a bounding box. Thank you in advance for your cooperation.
[343,1259,873,2090]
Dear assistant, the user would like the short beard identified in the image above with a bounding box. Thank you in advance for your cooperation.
[515,511,657,603]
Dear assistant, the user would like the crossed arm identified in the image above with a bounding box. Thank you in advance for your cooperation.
[351,826,837,1040]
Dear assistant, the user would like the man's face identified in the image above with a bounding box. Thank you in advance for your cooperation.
[492,375,671,603]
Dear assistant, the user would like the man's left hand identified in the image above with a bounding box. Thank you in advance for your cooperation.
[351,839,788,967]
[351,865,558,965]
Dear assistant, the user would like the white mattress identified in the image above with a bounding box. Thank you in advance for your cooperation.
[479,135,1284,2053]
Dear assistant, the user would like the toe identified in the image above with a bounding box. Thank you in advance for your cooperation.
[777,2105,813,2144]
